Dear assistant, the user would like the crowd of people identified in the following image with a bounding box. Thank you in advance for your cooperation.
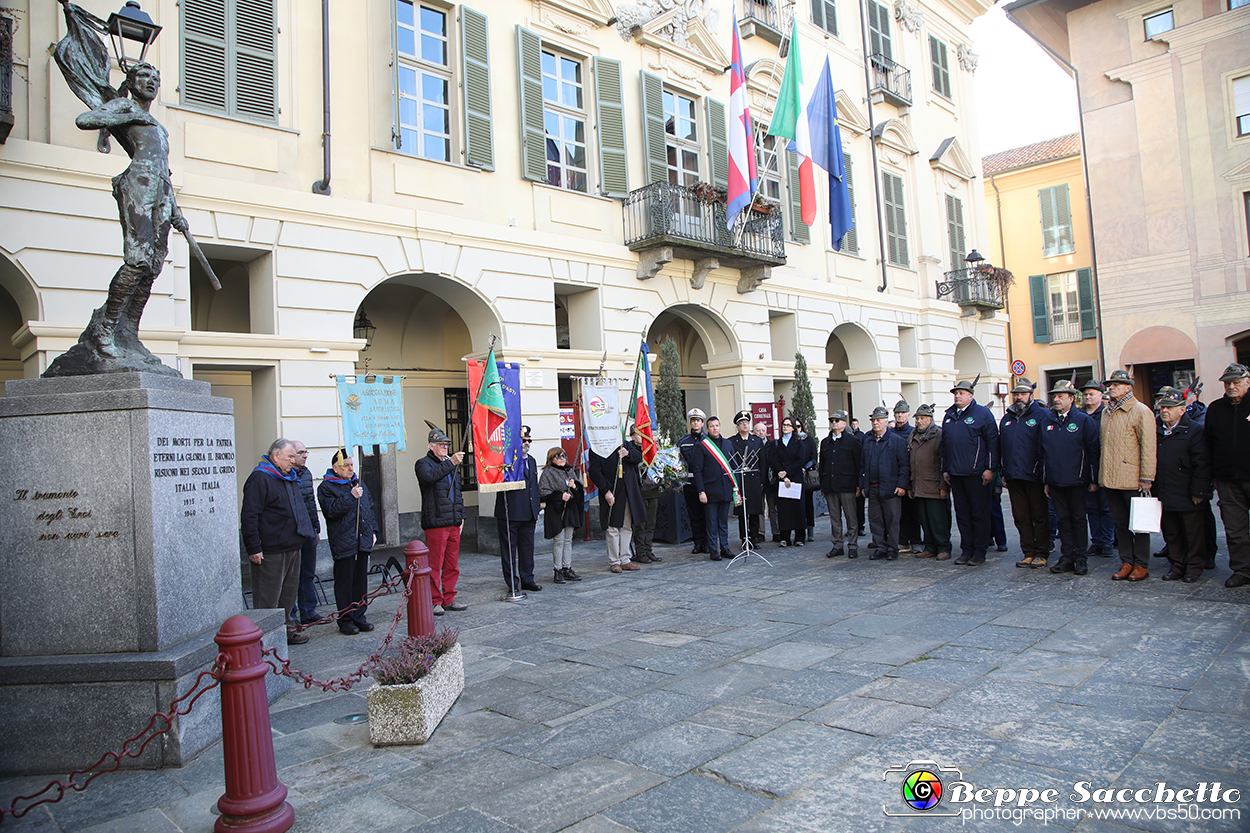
[242,362,1250,642]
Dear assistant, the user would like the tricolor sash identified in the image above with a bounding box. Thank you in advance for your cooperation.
[701,437,742,506]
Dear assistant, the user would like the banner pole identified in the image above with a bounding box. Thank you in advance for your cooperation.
[462,334,498,456]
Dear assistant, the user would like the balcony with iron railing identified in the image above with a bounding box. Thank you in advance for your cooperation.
[623,181,786,292]
[936,259,1011,318]
[1,16,14,144]
[737,0,785,46]
[869,53,912,108]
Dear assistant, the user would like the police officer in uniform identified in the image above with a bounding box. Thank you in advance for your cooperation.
[677,408,709,553]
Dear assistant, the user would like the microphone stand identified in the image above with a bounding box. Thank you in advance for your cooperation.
[726,444,772,569]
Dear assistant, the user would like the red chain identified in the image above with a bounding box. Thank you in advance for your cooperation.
[291,567,408,633]
[263,569,415,692]
[0,654,229,822]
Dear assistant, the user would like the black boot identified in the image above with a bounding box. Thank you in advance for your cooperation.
[554,569,566,584]
[563,567,582,581]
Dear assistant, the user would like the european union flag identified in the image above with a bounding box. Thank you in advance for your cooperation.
[807,57,854,252]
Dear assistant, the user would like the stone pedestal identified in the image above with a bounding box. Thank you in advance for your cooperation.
[0,372,289,776]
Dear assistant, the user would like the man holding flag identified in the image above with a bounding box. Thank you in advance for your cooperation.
[726,9,758,229]
[628,342,663,565]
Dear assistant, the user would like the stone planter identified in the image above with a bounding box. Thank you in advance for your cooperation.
[366,642,464,746]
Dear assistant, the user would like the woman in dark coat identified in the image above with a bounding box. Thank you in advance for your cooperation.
[794,418,820,539]
[539,446,583,584]
[1155,389,1213,582]
[771,417,808,546]
[317,449,379,635]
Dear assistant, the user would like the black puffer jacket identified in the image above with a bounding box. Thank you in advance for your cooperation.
[294,465,321,534]
[415,452,465,529]
[1155,415,1212,513]
[318,475,379,558]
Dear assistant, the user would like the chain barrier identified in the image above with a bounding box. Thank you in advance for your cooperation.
[263,568,415,692]
[0,654,229,824]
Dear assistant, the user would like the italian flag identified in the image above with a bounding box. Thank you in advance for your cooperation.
[768,20,816,226]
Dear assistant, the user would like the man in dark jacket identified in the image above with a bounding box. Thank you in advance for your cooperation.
[908,404,951,560]
[677,409,709,553]
[860,406,910,561]
[1040,381,1100,576]
[318,449,379,635]
[794,418,819,542]
[291,441,323,626]
[591,438,645,572]
[242,439,315,645]
[1082,380,1115,557]
[942,377,1000,566]
[693,416,739,561]
[730,411,766,547]
[1000,380,1050,568]
[891,400,921,553]
[415,428,467,614]
[820,410,861,558]
[1206,363,1250,588]
[495,425,542,594]
[851,418,867,535]
[1155,387,1213,582]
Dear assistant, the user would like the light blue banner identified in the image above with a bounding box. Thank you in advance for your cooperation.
[337,375,406,452]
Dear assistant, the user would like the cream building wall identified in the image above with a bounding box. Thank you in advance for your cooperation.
[1007,0,1250,402]
[0,0,1005,541]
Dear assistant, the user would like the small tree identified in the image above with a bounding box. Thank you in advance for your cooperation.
[655,336,686,444]
[791,351,817,435]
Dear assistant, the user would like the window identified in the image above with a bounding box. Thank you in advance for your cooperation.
[1144,9,1173,39]
[542,50,587,192]
[1245,192,1250,255]
[444,388,477,490]
[1039,183,1075,256]
[930,36,951,99]
[1234,75,1250,137]
[867,0,891,62]
[182,0,277,122]
[840,151,858,254]
[664,90,700,186]
[1233,0,1249,9]
[395,2,451,161]
[756,131,783,203]
[882,171,908,266]
[946,194,965,270]
[1028,268,1094,344]
[812,0,837,36]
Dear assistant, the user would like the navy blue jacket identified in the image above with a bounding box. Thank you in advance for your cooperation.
[941,400,1000,477]
[318,475,379,558]
[1039,407,1099,487]
[859,429,910,498]
[494,454,540,523]
[1155,414,1212,512]
[819,430,862,493]
[692,435,737,503]
[890,422,914,442]
[1206,395,1250,480]
[999,400,1049,483]
[294,465,321,534]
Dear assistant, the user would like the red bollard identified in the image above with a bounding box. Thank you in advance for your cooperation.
[214,615,294,833]
[404,539,434,638]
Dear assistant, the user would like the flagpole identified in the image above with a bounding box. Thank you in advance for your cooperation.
[462,333,498,456]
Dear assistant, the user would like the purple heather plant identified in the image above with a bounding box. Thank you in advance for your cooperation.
[371,627,460,686]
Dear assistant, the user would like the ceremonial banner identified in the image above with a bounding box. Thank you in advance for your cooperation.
[336,375,406,451]
[467,352,524,492]
[581,380,622,457]
[628,341,658,465]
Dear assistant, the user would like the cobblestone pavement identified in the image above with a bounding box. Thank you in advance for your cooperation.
[4,509,1249,832]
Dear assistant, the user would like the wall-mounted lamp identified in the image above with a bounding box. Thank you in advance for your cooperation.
[353,309,377,351]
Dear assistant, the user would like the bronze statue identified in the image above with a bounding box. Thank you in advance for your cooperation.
[45,1,217,377]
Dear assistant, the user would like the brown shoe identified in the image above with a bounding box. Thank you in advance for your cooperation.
[1127,565,1149,581]
[935,552,951,561]
[1016,556,1034,568]
[916,551,935,558]
[609,565,623,573]
[1112,562,1135,580]
[620,562,641,571]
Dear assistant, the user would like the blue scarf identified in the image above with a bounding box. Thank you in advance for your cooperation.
[253,455,298,481]
[323,468,357,485]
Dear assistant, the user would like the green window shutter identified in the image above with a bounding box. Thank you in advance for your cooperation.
[946,194,964,268]
[461,7,493,170]
[1076,267,1096,339]
[811,0,825,34]
[516,25,546,181]
[1040,185,1059,256]
[883,172,907,266]
[707,98,728,190]
[868,1,890,60]
[183,0,229,112]
[594,57,628,197]
[1030,274,1051,343]
[1054,183,1073,254]
[842,151,857,254]
[930,36,950,98]
[787,150,810,244]
[233,0,276,121]
[640,71,667,185]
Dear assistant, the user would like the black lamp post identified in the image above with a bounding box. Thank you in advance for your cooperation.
[353,310,377,351]
[106,1,161,70]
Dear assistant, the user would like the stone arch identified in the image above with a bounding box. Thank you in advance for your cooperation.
[0,249,42,326]
[1119,326,1198,369]
[827,322,881,421]
[647,303,740,418]
[954,336,989,380]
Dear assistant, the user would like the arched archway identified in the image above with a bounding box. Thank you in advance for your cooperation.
[826,323,879,422]
[1120,326,1199,401]
[954,337,989,379]
[0,252,39,387]
[647,303,740,422]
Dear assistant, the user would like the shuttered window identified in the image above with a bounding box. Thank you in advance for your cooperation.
[664,89,700,186]
[867,0,890,61]
[594,57,627,197]
[460,7,493,169]
[787,150,810,244]
[394,2,452,161]
[1234,75,1250,137]
[706,98,728,190]
[841,151,858,254]
[1039,183,1075,256]
[882,171,908,266]
[811,0,837,36]
[1029,268,1095,343]
[640,72,668,185]
[540,47,588,191]
[930,35,951,99]
[946,194,964,269]
[182,0,276,122]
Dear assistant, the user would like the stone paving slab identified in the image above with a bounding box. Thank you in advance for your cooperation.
[604,774,772,833]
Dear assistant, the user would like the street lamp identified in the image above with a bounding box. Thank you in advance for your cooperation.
[106,1,161,70]
[353,309,377,351]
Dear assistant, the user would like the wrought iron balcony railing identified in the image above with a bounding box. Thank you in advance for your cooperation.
[623,181,786,267]
[737,0,785,44]
[869,53,912,107]
[936,267,1008,313]
[0,16,14,144]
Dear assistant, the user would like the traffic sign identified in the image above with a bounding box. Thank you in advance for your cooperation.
[1011,360,1026,377]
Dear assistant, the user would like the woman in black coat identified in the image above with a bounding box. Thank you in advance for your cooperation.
[771,417,808,546]
[539,446,583,584]
[317,449,379,635]
[1155,392,1213,582]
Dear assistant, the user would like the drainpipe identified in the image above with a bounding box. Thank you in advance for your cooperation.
[991,172,1013,371]
[312,0,332,196]
[858,0,889,293]
[1005,11,1105,377]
